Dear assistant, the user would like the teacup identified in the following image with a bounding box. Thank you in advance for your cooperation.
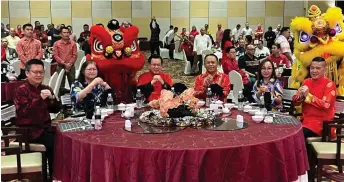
[117,103,126,111]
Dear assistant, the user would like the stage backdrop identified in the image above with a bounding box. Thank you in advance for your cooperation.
[1,0,334,41]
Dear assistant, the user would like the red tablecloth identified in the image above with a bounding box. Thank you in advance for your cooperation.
[1,81,25,102]
[53,110,308,182]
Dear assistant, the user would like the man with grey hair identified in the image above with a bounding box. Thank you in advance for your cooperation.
[193,28,212,74]
[1,38,17,61]
[6,28,20,49]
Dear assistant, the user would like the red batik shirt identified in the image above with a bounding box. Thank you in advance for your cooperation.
[222,58,249,85]
[194,71,231,102]
[14,81,61,139]
[16,37,43,68]
[137,71,173,102]
[53,39,78,68]
[268,54,291,68]
[292,77,337,136]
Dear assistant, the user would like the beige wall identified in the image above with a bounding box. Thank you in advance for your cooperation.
[1,0,317,39]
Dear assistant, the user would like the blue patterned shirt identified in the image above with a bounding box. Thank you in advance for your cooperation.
[253,79,283,107]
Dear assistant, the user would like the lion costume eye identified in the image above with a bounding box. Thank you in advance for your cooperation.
[299,31,310,43]
[131,41,137,51]
[93,39,103,53]
[335,23,342,34]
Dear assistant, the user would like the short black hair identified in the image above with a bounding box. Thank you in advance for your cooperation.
[268,26,272,30]
[280,27,289,34]
[34,21,40,24]
[312,57,326,63]
[204,54,219,62]
[25,59,44,71]
[77,37,85,43]
[174,27,178,31]
[84,24,89,27]
[225,46,236,53]
[169,25,173,29]
[148,54,163,64]
[23,23,33,30]
[60,27,70,32]
[272,43,281,49]
[236,24,241,28]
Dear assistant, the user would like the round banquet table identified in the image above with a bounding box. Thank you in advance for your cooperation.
[53,110,308,182]
[1,80,25,102]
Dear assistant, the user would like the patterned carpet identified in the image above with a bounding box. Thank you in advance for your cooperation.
[136,51,196,88]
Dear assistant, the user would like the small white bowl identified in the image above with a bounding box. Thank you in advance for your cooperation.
[243,105,252,112]
[215,100,223,105]
[224,103,235,109]
[117,103,126,111]
[127,103,137,108]
[248,109,259,115]
[264,116,274,123]
[255,111,264,117]
[252,115,264,123]
[197,101,205,107]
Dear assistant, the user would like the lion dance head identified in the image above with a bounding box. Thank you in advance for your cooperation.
[290,5,344,95]
[86,19,145,103]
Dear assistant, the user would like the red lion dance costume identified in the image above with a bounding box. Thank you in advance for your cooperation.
[86,19,145,103]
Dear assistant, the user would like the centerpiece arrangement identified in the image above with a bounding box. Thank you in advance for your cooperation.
[139,88,216,127]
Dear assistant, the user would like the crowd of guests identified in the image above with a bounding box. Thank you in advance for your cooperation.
[2,18,339,181]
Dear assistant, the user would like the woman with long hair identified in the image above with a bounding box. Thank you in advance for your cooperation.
[70,61,114,110]
[221,29,233,61]
[253,59,283,109]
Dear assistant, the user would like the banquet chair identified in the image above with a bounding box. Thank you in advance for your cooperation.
[11,60,21,76]
[74,51,85,71]
[228,70,244,104]
[75,56,86,79]
[309,120,344,182]
[48,72,58,89]
[184,57,192,75]
[53,69,65,98]
[287,76,293,88]
[2,130,46,182]
[42,60,51,85]
[173,40,186,61]
[160,41,170,60]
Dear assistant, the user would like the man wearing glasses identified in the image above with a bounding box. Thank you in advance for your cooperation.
[14,59,61,178]
[238,44,259,83]
[137,54,173,102]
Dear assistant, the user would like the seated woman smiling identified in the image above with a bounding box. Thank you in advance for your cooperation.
[253,59,283,110]
[70,61,113,110]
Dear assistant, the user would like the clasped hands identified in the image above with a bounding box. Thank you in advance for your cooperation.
[151,75,164,85]
[40,89,54,100]
[92,77,111,89]
[298,85,309,99]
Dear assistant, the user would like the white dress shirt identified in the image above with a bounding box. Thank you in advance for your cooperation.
[5,35,20,49]
[193,34,212,55]
[165,30,175,45]
[242,27,253,36]
[232,28,241,42]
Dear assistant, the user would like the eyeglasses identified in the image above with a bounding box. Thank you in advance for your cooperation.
[86,68,97,72]
[151,64,161,67]
[30,70,45,75]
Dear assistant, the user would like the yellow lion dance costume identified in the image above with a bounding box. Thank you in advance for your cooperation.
[290,5,344,96]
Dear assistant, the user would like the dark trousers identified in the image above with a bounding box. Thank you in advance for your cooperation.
[18,68,27,80]
[150,42,160,55]
[303,127,319,138]
[165,39,175,59]
[186,55,194,67]
[31,131,55,176]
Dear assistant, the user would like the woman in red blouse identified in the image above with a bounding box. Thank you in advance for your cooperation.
[15,25,24,38]
[221,29,233,61]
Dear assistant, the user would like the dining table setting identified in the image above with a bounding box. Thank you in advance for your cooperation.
[53,94,309,182]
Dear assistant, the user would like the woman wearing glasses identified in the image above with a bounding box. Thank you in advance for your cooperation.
[253,59,283,110]
[70,61,113,110]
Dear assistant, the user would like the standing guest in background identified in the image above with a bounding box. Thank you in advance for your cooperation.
[180,28,187,38]
[2,39,17,61]
[232,24,241,43]
[293,57,337,138]
[47,24,60,46]
[254,23,264,42]
[40,25,47,36]
[216,24,224,47]
[53,27,77,93]
[205,24,211,35]
[1,23,9,37]
[221,29,233,61]
[273,24,281,37]
[137,54,173,102]
[67,25,77,42]
[254,40,270,61]
[1,45,6,62]
[15,25,24,38]
[16,23,43,79]
[241,22,253,37]
[189,26,199,37]
[236,38,246,58]
[180,35,195,75]
[194,54,230,102]
[33,27,49,48]
[34,21,40,31]
[193,28,212,74]
[275,27,293,63]
[149,16,161,56]
[267,43,291,68]
[6,28,20,49]
[253,59,283,109]
[14,59,61,178]
[80,24,91,39]
[264,26,276,50]
[165,27,178,60]
[166,25,173,35]
[70,61,113,110]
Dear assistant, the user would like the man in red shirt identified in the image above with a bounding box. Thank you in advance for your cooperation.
[16,23,43,79]
[137,54,173,102]
[254,23,264,42]
[33,27,49,48]
[53,27,77,94]
[14,59,60,177]
[79,24,90,39]
[267,43,291,68]
[194,54,230,102]
[292,57,337,138]
[189,26,199,37]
